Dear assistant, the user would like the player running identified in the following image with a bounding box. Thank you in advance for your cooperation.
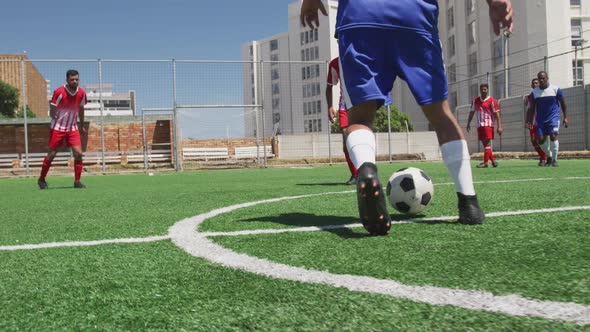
[326,57,357,185]
[526,71,568,167]
[525,78,547,166]
[38,69,87,189]
[301,0,513,233]
[466,83,503,168]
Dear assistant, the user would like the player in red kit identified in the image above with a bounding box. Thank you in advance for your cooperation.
[326,57,357,185]
[466,83,503,168]
[526,78,547,166]
[38,69,87,189]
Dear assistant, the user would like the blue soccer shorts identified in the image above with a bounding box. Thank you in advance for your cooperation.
[338,28,448,108]
[536,121,560,136]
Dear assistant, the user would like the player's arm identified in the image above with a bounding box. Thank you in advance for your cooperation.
[559,96,568,128]
[494,100,503,135]
[486,0,514,35]
[49,104,57,119]
[79,96,86,135]
[525,94,534,129]
[325,83,335,124]
[466,101,475,133]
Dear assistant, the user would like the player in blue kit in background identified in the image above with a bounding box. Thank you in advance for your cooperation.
[300,0,514,235]
[526,71,569,167]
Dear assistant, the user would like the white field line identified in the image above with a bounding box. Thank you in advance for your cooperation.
[201,205,590,237]
[0,235,170,251]
[169,193,590,326]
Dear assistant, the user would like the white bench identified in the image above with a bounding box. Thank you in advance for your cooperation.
[21,152,71,167]
[0,153,19,168]
[235,146,274,159]
[83,151,122,165]
[126,150,172,163]
[182,147,229,161]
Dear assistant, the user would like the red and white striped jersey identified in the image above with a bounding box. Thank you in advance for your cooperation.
[327,58,346,111]
[50,85,87,132]
[470,96,499,128]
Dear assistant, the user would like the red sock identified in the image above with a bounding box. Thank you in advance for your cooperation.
[533,142,547,160]
[39,157,52,181]
[483,146,491,165]
[343,145,357,176]
[489,148,496,163]
[74,159,83,182]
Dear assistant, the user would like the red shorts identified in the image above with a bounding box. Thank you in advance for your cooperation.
[48,129,81,150]
[338,109,349,128]
[477,126,494,141]
[529,125,538,137]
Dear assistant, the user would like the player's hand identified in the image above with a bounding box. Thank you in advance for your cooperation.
[488,0,514,35]
[563,117,569,128]
[80,127,87,135]
[466,124,471,133]
[300,0,327,29]
[497,126,503,136]
[328,107,336,124]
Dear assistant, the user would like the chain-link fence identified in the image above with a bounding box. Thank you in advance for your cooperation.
[1,51,588,177]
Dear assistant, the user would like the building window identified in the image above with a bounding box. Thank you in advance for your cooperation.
[316,100,321,114]
[467,21,477,45]
[573,60,584,86]
[448,35,455,57]
[273,113,280,124]
[571,0,581,6]
[469,83,479,100]
[271,68,279,80]
[572,19,582,45]
[305,48,310,61]
[314,46,319,60]
[270,54,279,63]
[315,64,320,78]
[300,32,305,45]
[301,50,305,61]
[308,120,313,132]
[272,98,280,110]
[249,45,253,56]
[493,38,503,67]
[314,29,318,41]
[466,0,475,14]
[448,63,456,83]
[447,7,454,29]
[494,73,505,99]
[302,67,306,80]
[468,52,478,76]
[270,39,278,51]
[272,83,280,95]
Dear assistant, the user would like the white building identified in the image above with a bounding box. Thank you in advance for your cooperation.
[243,0,584,134]
[84,83,136,117]
[241,0,340,136]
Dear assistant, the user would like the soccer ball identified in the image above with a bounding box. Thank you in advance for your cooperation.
[386,167,434,215]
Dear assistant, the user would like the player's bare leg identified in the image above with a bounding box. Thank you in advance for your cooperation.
[38,149,58,189]
[421,100,484,225]
[71,145,86,188]
[345,100,391,235]
[537,135,552,166]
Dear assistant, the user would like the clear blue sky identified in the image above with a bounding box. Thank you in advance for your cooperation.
[0,0,296,60]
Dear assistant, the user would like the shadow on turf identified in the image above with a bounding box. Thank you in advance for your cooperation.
[239,213,368,238]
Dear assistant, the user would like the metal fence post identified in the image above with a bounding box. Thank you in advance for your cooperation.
[20,59,30,176]
[98,60,106,174]
[172,59,181,172]
[260,60,267,167]
[387,104,392,163]
[142,111,148,172]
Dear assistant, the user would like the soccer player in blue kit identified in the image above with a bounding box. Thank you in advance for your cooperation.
[526,71,569,167]
[300,0,514,235]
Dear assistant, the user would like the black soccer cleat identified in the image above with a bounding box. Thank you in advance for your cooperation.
[545,157,553,167]
[457,193,485,225]
[38,180,48,190]
[73,181,86,189]
[551,160,559,167]
[345,175,358,185]
[356,162,391,236]
[538,159,547,167]
[476,163,488,168]
[492,161,498,168]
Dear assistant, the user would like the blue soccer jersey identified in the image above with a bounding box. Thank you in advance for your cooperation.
[335,0,439,35]
[529,85,564,125]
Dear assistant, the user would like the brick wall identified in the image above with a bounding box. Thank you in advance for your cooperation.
[0,119,172,154]
[182,137,274,156]
[0,55,48,117]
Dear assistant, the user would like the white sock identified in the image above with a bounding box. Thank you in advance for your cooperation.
[550,140,559,161]
[541,140,552,159]
[346,129,376,169]
[441,140,476,196]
